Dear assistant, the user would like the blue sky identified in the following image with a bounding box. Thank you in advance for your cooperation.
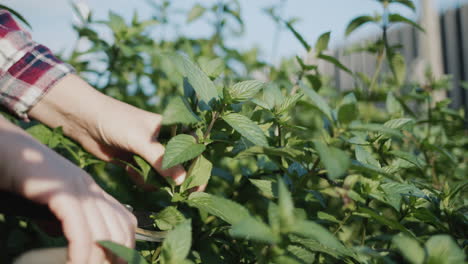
[3,0,468,63]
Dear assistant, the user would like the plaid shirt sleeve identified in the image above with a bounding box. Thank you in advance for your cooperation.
[0,10,75,121]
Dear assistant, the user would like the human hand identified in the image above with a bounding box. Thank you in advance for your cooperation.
[29,74,187,189]
[0,117,137,264]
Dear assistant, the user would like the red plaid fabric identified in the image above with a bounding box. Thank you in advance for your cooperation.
[0,10,74,120]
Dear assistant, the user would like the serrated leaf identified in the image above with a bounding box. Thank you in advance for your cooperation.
[229,80,265,102]
[162,96,201,125]
[230,217,279,244]
[391,0,416,11]
[314,141,350,179]
[359,207,413,236]
[249,179,278,198]
[301,84,333,121]
[374,182,425,210]
[187,4,206,23]
[98,241,148,264]
[390,53,407,86]
[237,146,303,161]
[290,220,352,257]
[425,235,465,264]
[161,220,192,264]
[187,192,250,225]
[355,146,380,168]
[162,134,206,169]
[317,212,340,224]
[384,118,414,129]
[165,52,219,110]
[276,93,303,114]
[153,206,186,231]
[393,234,425,264]
[386,92,404,116]
[318,54,352,74]
[285,21,311,51]
[278,178,294,230]
[223,113,268,147]
[389,150,425,169]
[346,15,376,36]
[315,31,331,54]
[198,57,224,78]
[133,155,152,182]
[349,123,403,138]
[337,103,358,124]
[180,155,212,192]
[389,13,424,32]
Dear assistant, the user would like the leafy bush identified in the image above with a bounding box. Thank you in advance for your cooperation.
[1,1,467,263]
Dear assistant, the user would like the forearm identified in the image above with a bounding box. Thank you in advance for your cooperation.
[0,116,42,192]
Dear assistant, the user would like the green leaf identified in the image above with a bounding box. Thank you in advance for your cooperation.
[318,54,352,74]
[386,92,404,116]
[229,80,265,102]
[230,216,279,244]
[107,11,126,33]
[223,113,268,147]
[0,5,32,28]
[389,150,425,170]
[315,31,331,54]
[180,155,212,192]
[187,4,206,23]
[161,220,192,264]
[187,192,250,225]
[358,207,413,235]
[375,182,425,211]
[390,53,407,86]
[133,156,152,182]
[165,52,219,110]
[285,21,311,51]
[317,212,340,224]
[198,57,224,78]
[290,220,351,257]
[346,15,376,36]
[425,235,465,264]
[162,96,201,125]
[276,93,304,114]
[249,179,278,198]
[237,146,303,161]
[153,206,186,231]
[384,118,414,129]
[391,0,416,11]
[393,234,425,264]
[389,13,424,32]
[314,141,350,180]
[277,178,294,230]
[301,84,333,121]
[349,123,403,138]
[355,146,380,168]
[98,241,148,264]
[162,134,206,169]
[337,102,358,125]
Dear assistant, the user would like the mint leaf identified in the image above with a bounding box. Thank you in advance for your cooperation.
[162,134,206,169]
[223,113,269,147]
[180,155,212,192]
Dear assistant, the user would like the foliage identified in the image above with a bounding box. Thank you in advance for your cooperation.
[1,1,467,263]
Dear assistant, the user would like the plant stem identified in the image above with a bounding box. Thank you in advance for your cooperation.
[369,50,385,92]
[203,111,219,140]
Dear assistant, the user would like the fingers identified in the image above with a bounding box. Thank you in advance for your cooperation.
[49,179,136,264]
[139,141,186,185]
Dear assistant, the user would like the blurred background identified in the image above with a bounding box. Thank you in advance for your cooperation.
[3,0,468,111]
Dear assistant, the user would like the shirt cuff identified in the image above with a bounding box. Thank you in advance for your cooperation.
[0,44,75,121]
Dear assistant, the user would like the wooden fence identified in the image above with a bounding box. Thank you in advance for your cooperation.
[312,4,468,115]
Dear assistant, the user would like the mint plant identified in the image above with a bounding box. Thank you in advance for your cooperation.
[1,1,466,263]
